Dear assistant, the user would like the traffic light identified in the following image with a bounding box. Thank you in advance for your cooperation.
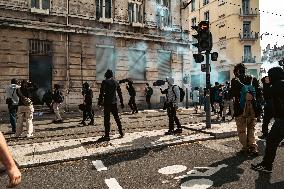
[193,54,204,63]
[211,52,218,61]
[201,64,206,72]
[191,25,200,52]
[199,21,212,52]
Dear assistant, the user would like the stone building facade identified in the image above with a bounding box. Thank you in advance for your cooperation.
[0,0,191,111]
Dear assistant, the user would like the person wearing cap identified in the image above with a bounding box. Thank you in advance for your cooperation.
[251,67,284,173]
[80,82,94,126]
[230,63,260,156]
[160,77,182,135]
[98,69,124,141]
[5,78,20,134]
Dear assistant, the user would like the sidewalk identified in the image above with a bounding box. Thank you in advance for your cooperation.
[9,121,243,168]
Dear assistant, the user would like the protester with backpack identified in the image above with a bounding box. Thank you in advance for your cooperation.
[145,83,153,109]
[160,77,182,135]
[52,84,64,124]
[15,80,34,138]
[230,63,260,156]
[5,79,20,134]
[251,67,284,173]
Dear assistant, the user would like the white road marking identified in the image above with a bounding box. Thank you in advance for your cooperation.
[174,164,228,179]
[105,178,123,189]
[92,160,107,171]
[158,165,187,175]
[181,179,213,189]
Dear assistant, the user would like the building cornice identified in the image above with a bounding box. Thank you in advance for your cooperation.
[0,17,191,46]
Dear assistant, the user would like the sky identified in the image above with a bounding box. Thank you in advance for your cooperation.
[260,0,284,49]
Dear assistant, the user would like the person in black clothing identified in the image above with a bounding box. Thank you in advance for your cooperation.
[80,82,94,126]
[52,84,64,123]
[145,83,153,109]
[259,76,273,139]
[98,69,124,141]
[126,81,138,114]
[251,67,284,173]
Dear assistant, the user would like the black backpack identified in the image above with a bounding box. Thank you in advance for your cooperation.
[54,91,64,103]
[173,85,185,102]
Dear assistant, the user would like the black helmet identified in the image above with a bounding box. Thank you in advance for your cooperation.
[82,82,89,88]
[104,69,113,79]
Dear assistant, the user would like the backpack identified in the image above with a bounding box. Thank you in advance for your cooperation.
[54,91,64,103]
[147,87,153,96]
[172,85,185,102]
[240,77,256,110]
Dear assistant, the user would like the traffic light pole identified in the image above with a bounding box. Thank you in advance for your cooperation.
[205,50,211,128]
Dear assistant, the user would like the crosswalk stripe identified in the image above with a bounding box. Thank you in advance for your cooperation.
[105,178,123,189]
[92,160,107,171]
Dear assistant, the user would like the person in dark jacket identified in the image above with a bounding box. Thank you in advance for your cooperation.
[98,69,124,141]
[251,67,284,173]
[145,83,153,109]
[126,81,138,114]
[52,84,63,123]
[259,76,273,139]
[80,82,94,126]
[230,63,260,156]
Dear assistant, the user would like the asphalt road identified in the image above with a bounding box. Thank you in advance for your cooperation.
[1,137,283,189]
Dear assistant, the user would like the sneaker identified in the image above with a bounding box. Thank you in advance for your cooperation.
[98,136,110,142]
[247,148,259,157]
[165,130,174,135]
[119,133,124,138]
[251,163,272,173]
[174,129,182,134]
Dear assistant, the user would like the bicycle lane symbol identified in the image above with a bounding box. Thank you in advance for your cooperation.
[158,164,228,189]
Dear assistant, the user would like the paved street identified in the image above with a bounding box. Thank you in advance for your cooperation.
[1,137,283,189]
[0,108,283,189]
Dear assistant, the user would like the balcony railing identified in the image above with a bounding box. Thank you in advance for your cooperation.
[239,8,258,17]
[242,56,256,63]
[239,32,258,41]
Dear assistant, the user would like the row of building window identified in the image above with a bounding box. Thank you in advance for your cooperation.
[191,11,209,26]
[96,47,172,81]
[191,0,209,12]
[31,0,173,28]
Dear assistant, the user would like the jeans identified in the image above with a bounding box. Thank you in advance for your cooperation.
[263,119,284,168]
[128,96,138,113]
[8,105,18,132]
[83,104,94,123]
[167,103,181,131]
[146,95,151,109]
[104,104,123,137]
[261,100,274,136]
